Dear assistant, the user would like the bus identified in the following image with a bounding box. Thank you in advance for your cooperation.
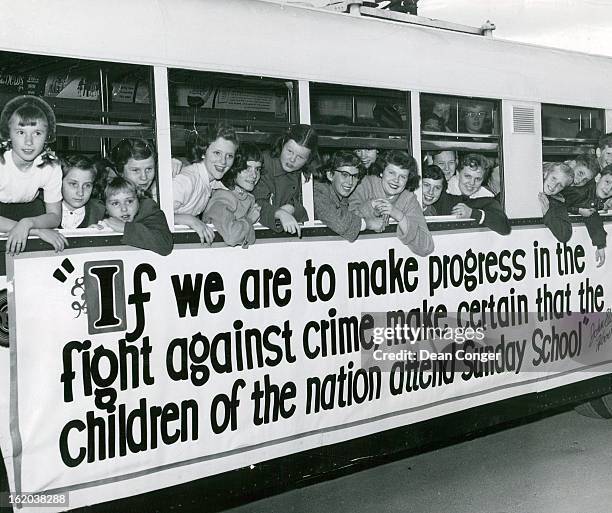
[1,0,612,511]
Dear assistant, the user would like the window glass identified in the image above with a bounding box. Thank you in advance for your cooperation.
[0,52,154,155]
[310,83,410,150]
[542,105,603,139]
[167,69,296,156]
[541,104,604,161]
[421,94,499,135]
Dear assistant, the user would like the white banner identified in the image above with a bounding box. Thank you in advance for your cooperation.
[3,225,612,511]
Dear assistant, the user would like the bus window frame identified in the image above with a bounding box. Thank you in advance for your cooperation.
[541,103,605,161]
[419,92,504,222]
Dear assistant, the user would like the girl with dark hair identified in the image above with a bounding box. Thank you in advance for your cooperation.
[172,124,239,244]
[110,138,157,198]
[349,150,434,256]
[0,95,65,254]
[203,144,263,247]
[253,124,318,237]
[313,151,382,241]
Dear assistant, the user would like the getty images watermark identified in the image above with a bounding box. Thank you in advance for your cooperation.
[367,322,497,364]
[359,310,611,374]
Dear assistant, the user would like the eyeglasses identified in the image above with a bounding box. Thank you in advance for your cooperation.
[336,170,360,183]
[465,111,487,119]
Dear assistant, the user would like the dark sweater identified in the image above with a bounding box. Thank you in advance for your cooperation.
[122,198,173,256]
[543,195,572,243]
[313,181,362,242]
[562,181,607,249]
[253,153,308,232]
[436,191,511,235]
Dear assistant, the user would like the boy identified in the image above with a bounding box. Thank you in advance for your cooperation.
[539,162,574,243]
[436,153,510,235]
[421,164,445,216]
[314,151,382,241]
[460,100,491,134]
[96,177,173,255]
[432,150,457,181]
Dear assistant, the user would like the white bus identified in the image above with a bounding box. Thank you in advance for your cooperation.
[1,1,611,511]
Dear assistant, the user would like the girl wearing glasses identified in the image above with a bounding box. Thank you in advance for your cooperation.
[349,150,434,256]
[313,151,382,241]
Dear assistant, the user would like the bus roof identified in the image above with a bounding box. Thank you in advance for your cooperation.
[2,0,612,108]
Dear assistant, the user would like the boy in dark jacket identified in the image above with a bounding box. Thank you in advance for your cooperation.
[435,153,510,235]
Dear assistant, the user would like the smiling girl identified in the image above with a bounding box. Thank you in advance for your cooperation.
[0,95,67,254]
[349,150,434,256]
[203,144,263,247]
[173,125,239,244]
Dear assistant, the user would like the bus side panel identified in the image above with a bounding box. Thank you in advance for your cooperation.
[502,100,543,218]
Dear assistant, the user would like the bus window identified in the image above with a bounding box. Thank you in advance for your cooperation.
[309,83,411,234]
[167,69,297,159]
[541,104,604,162]
[0,51,154,156]
[420,93,503,218]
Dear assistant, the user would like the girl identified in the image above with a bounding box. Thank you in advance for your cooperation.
[253,124,318,237]
[349,150,434,256]
[173,125,239,244]
[203,144,263,247]
[0,95,66,254]
[313,151,381,242]
[60,154,105,229]
[110,138,157,199]
[93,176,173,256]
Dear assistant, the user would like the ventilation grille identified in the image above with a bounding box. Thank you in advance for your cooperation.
[513,106,535,133]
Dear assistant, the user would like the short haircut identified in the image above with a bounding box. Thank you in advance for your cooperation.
[111,139,156,174]
[547,162,574,182]
[186,124,239,164]
[574,154,600,175]
[459,153,491,181]
[598,133,612,150]
[104,176,139,202]
[316,150,365,182]
[221,143,264,189]
[60,154,96,179]
[423,164,446,183]
[380,150,420,191]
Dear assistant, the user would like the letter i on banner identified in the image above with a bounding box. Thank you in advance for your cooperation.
[84,260,127,334]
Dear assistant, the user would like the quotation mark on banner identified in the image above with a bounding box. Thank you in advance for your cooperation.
[53,258,75,283]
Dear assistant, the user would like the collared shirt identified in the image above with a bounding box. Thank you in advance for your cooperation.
[61,202,86,229]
